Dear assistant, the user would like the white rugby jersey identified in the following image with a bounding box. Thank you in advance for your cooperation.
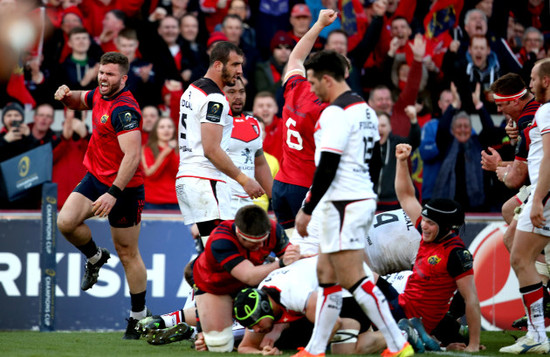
[177,78,233,181]
[227,113,263,198]
[259,256,319,319]
[314,91,379,200]
[527,103,550,187]
[365,209,420,276]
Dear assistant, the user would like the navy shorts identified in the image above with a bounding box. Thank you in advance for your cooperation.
[272,180,309,229]
[74,172,145,228]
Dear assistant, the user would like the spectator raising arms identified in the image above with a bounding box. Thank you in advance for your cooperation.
[141,116,179,210]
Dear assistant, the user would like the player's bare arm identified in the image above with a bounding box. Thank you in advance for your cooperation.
[202,122,265,199]
[284,9,338,83]
[495,160,528,189]
[394,143,422,223]
[254,151,273,198]
[54,85,89,110]
[456,275,481,352]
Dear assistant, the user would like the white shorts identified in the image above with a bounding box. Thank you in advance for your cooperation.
[290,209,321,256]
[230,195,253,218]
[175,177,232,225]
[517,190,550,237]
[513,185,532,221]
[316,198,376,254]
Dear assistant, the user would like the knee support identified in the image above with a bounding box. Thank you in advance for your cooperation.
[203,326,234,352]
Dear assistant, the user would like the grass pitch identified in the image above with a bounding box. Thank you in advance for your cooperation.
[0,330,532,357]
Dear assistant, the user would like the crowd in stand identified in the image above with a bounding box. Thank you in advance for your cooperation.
[0,0,547,212]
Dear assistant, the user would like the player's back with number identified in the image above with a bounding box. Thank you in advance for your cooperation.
[315,92,379,200]
[275,74,327,188]
[177,78,232,180]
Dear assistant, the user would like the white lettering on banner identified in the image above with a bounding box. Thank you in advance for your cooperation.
[44,275,52,326]
[1,252,185,298]
[0,252,22,296]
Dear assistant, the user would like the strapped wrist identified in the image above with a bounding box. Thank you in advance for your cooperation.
[108,184,122,199]
[236,172,249,186]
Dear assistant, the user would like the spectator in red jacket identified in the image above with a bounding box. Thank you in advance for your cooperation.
[141,116,179,210]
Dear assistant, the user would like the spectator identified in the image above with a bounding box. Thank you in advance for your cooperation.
[375,107,420,212]
[433,108,487,212]
[288,4,323,53]
[52,109,89,208]
[517,27,545,65]
[200,0,230,34]
[141,105,160,146]
[59,27,100,91]
[254,0,293,60]
[28,103,61,147]
[115,28,159,107]
[141,116,179,210]
[178,13,208,86]
[253,91,282,163]
[419,88,455,204]
[221,14,259,97]
[214,0,256,50]
[96,9,126,53]
[148,16,186,87]
[254,30,293,96]
[0,102,31,163]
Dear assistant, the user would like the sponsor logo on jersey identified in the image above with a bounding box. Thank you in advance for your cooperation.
[427,255,441,265]
[241,148,253,164]
[101,114,109,124]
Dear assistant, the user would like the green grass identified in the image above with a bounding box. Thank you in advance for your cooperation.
[0,330,534,357]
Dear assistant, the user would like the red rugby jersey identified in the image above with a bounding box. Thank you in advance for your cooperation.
[275,74,328,188]
[84,87,144,187]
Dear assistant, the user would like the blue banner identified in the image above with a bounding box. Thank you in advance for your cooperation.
[0,144,52,201]
[40,183,57,332]
[0,213,196,330]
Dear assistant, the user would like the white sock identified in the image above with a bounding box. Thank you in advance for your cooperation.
[305,285,343,355]
[88,249,102,265]
[351,278,406,352]
[160,310,185,328]
[130,306,148,320]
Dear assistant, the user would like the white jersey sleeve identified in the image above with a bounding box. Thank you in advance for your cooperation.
[528,103,550,187]
[177,78,233,181]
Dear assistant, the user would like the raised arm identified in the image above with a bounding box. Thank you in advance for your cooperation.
[394,143,422,223]
[284,9,338,82]
[54,85,89,111]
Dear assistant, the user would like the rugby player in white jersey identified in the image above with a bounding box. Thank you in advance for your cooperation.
[293,48,411,357]
[175,41,264,247]
[225,77,273,214]
[501,58,550,354]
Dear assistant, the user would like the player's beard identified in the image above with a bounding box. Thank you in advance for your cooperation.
[100,79,122,98]
[221,65,236,86]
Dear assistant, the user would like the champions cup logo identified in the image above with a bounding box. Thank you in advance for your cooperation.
[469,223,528,331]
[101,114,109,124]
[46,196,57,204]
[45,269,56,277]
[428,255,441,265]
[18,156,30,177]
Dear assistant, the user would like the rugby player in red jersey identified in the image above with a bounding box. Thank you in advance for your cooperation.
[271,8,332,232]
[55,52,148,340]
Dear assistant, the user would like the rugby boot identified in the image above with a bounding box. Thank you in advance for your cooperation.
[291,347,325,357]
[500,335,550,354]
[123,309,152,340]
[81,248,110,291]
[409,317,441,351]
[381,342,415,357]
[398,318,425,353]
[147,322,195,345]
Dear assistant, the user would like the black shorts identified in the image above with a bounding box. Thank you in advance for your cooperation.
[74,172,144,228]
[272,180,309,229]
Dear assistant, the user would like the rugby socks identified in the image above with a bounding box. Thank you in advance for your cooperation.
[77,239,100,262]
[520,283,548,343]
[130,290,147,318]
[349,277,407,352]
[305,284,343,355]
[160,309,186,328]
